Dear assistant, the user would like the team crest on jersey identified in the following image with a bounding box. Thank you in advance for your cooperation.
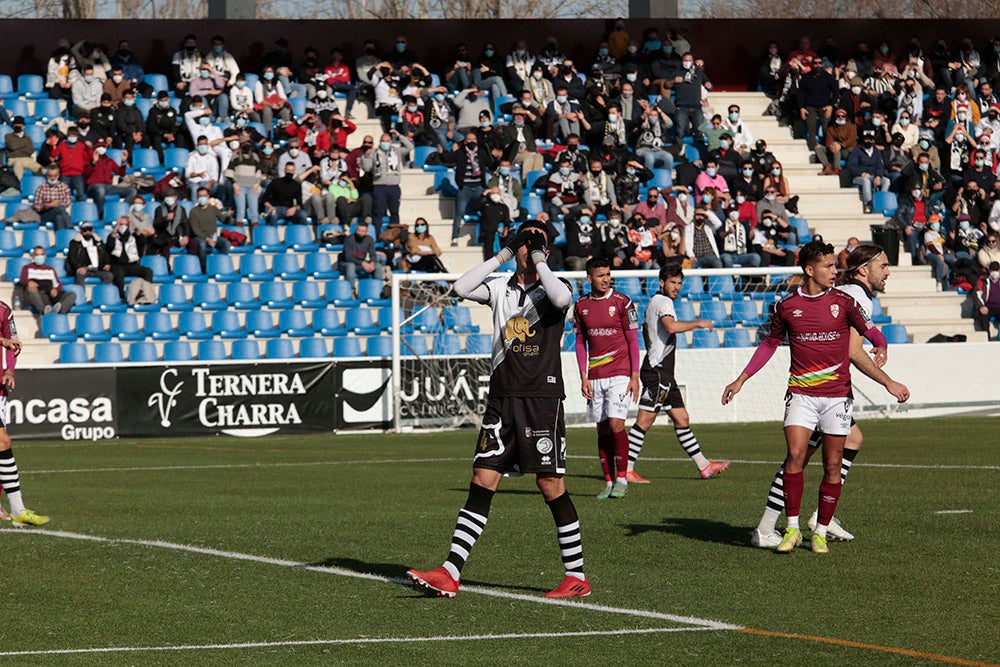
[536,437,554,454]
[608,305,616,317]
[830,304,840,319]
[792,309,803,318]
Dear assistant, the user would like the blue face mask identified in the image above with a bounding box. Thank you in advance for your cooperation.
[645,40,661,51]
[960,221,971,230]
[123,98,135,107]
[559,167,571,176]
[262,146,274,155]
[706,167,717,177]
[598,48,609,57]
[164,197,176,206]
[930,222,941,231]
[213,45,223,54]
[263,71,275,80]
[434,93,445,102]
[498,166,510,176]
[556,95,568,104]
[395,42,406,53]
[200,71,210,78]
[380,141,391,151]
[197,196,208,206]
[702,193,713,203]
[199,116,211,125]
[580,215,591,224]
[484,49,494,57]
[919,162,929,171]
[663,45,673,55]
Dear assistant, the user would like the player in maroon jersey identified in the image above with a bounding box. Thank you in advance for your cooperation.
[722,240,907,554]
[0,300,49,526]
[573,257,641,499]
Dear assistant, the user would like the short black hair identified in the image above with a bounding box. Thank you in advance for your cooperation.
[659,263,683,281]
[798,239,835,269]
[585,256,611,273]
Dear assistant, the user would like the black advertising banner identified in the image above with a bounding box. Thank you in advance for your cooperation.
[115,362,341,437]
[399,356,492,427]
[5,367,118,440]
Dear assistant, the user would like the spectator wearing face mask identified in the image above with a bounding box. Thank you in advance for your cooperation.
[187,189,232,272]
[229,74,259,123]
[50,127,91,201]
[923,215,952,285]
[146,91,184,160]
[189,61,229,119]
[614,159,653,213]
[816,108,857,175]
[114,90,146,158]
[126,195,157,257]
[796,55,837,151]
[186,135,221,200]
[442,132,499,246]
[486,160,523,220]
[19,246,76,314]
[360,131,413,234]
[71,64,103,117]
[593,211,631,268]
[226,142,264,225]
[891,183,933,262]
[882,133,911,189]
[67,221,113,285]
[751,213,792,266]
[85,138,136,221]
[729,161,765,202]
[632,187,667,226]
[477,186,512,262]
[404,217,446,273]
[4,116,43,179]
[33,165,73,231]
[708,132,741,180]
[846,129,888,213]
[254,65,292,136]
[105,216,155,300]
[837,237,859,269]
[947,214,984,262]
[545,157,583,220]
[320,49,358,118]
[721,105,754,154]
[499,107,544,175]
[977,234,1000,269]
[582,158,619,219]
[891,110,919,152]
[910,130,941,170]
[718,204,760,268]
[974,261,1000,338]
[546,86,590,143]
[452,86,491,135]
[693,159,728,198]
[341,218,386,285]
[262,162,309,226]
[685,207,722,268]
[152,189,190,262]
[670,53,711,141]
[328,173,369,230]
[756,184,790,222]
[665,186,694,228]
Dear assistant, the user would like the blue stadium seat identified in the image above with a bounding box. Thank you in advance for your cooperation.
[197,340,227,360]
[164,147,190,172]
[708,275,738,300]
[444,306,479,333]
[239,253,273,281]
[433,333,462,355]
[434,171,459,197]
[377,306,409,333]
[163,340,194,361]
[192,282,226,310]
[311,308,345,336]
[699,301,733,327]
[279,309,313,337]
[208,254,239,282]
[284,225,318,252]
[32,98,63,123]
[144,311,179,340]
[411,306,443,333]
[523,194,543,218]
[128,341,159,362]
[91,284,125,313]
[614,277,643,300]
[94,342,124,363]
[211,310,245,339]
[143,73,169,94]
[651,168,673,189]
[5,98,30,121]
[253,225,284,252]
[24,126,46,152]
[231,339,261,360]
[691,329,721,348]
[63,284,89,312]
[332,337,362,358]
[59,342,89,363]
[873,191,898,217]
[141,254,172,284]
[292,281,325,308]
[789,218,812,244]
[178,310,213,340]
[731,300,762,326]
[357,278,389,306]
[304,252,337,279]
[870,297,891,324]
[0,230,19,257]
[465,333,491,355]
[524,170,547,191]
[158,283,192,312]
[723,328,753,348]
[413,145,436,168]
[172,254,207,283]
[259,282,293,309]
[132,147,164,177]
[680,275,708,300]
[102,199,131,224]
[403,334,429,356]
[5,257,28,283]
[225,282,260,310]
[266,338,296,359]
[882,323,909,344]
[76,313,111,341]
[345,308,379,335]
[288,96,307,118]
[245,310,280,338]
[135,97,153,119]
[366,336,392,357]
[675,332,688,349]
[674,299,696,321]
[110,312,144,341]
[41,313,76,342]
[299,337,329,358]
[271,253,306,280]
[51,228,75,255]
[21,228,51,253]
[0,74,14,99]
[326,279,359,307]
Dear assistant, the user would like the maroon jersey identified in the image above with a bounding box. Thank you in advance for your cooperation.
[765,288,874,398]
[0,300,17,397]
[573,290,639,380]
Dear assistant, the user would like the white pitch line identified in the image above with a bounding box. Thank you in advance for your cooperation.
[623,456,1000,471]
[0,626,719,657]
[933,509,974,514]
[10,529,742,631]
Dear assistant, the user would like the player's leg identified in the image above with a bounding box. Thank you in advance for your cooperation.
[666,400,730,479]
[408,400,510,597]
[776,424,813,552]
[808,421,860,540]
[810,398,852,553]
[625,366,662,482]
[0,426,49,527]
[606,375,631,498]
[538,474,590,598]
[594,420,614,499]
[753,429,822,547]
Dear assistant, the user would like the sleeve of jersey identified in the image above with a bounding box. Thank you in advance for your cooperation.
[623,300,640,373]
[741,305,785,377]
[847,299,887,348]
[3,313,15,372]
[536,262,572,310]
[453,256,501,304]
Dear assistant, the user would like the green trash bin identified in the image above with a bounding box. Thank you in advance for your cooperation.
[870,224,900,265]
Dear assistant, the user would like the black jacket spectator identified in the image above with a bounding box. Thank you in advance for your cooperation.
[262,174,304,208]
[441,143,497,188]
[797,68,838,109]
[90,104,116,140]
[66,235,112,275]
[613,163,653,206]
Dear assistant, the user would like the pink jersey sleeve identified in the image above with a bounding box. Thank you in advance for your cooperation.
[1,306,16,372]
[573,303,588,376]
[620,298,640,373]
[742,300,786,378]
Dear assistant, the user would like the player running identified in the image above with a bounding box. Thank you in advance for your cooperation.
[408,221,590,599]
[750,243,909,548]
[573,258,641,499]
[722,241,908,554]
[626,263,730,483]
[0,299,49,527]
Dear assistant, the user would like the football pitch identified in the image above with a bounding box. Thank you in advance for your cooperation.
[2,417,997,666]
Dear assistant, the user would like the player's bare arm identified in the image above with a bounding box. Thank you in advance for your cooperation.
[661,315,714,333]
[849,339,909,403]
[721,372,749,405]
[0,337,21,355]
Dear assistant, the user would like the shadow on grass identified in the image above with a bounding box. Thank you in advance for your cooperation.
[308,557,548,596]
[623,517,754,548]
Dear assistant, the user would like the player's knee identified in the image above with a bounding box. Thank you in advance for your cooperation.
[671,413,690,429]
[846,431,863,450]
[0,430,10,451]
[536,475,565,500]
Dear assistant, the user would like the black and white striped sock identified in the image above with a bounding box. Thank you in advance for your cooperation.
[756,464,785,534]
[0,449,25,516]
[442,483,494,581]
[675,426,709,469]
[627,424,646,470]
[841,448,859,483]
[546,492,585,580]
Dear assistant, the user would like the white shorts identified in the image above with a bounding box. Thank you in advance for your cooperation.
[783,393,853,436]
[587,376,632,423]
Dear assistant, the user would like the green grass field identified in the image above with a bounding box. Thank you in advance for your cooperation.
[1,417,997,666]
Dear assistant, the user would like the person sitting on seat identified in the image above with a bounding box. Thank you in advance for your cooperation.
[19,246,77,314]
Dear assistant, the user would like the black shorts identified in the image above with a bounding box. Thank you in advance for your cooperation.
[638,366,684,414]
[474,396,566,476]
[808,418,858,447]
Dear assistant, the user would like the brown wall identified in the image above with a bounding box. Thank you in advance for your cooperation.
[2,18,998,90]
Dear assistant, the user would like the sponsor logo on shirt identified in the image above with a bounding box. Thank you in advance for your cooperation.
[504,316,540,356]
[792,309,803,318]
[794,331,842,342]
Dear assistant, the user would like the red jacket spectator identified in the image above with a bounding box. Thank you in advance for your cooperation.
[327,117,356,148]
[85,154,127,186]
[50,141,92,177]
[323,63,352,85]
[284,121,331,156]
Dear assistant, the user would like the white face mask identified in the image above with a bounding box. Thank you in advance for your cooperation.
[95,146,107,155]
[228,140,240,150]
[851,85,862,95]
[991,271,1000,280]
[112,74,123,83]
[288,148,300,157]
[677,192,688,202]
[682,60,693,69]
[728,211,739,221]
[532,71,543,80]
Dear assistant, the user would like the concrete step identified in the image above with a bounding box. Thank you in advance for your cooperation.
[903,322,988,343]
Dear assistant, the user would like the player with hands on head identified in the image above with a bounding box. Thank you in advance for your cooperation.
[722,240,906,554]
[408,219,591,599]
[747,243,909,548]
[625,263,730,483]
[573,257,641,499]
